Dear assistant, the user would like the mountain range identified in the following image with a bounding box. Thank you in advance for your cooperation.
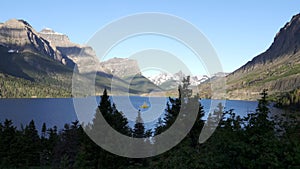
[0,19,159,97]
[1,13,300,99]
[148,71,210,90]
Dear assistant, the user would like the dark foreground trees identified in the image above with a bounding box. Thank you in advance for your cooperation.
[0,80,299,168]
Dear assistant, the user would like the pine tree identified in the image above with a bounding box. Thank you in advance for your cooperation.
[187,93,205,148]
[246,89,274,132]
[1,119,21,167]
[133,110,145,138]
[40,122,50,166]
[74,129,100,169]
[41,122,47,139]
[243,89,280,168]
[132,110,150,166]
[154,76,205,147]
[23,120,41,166]
[85,89,131,168]
[91,88,131,136]
[45,126,59,166]
[47,125,58,151]
[154,117,164,135]
[53,121,81,168]
[151,76,205,168]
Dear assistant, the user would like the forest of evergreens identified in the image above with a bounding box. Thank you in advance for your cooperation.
[0,77,299,169]
[0,73,71,98]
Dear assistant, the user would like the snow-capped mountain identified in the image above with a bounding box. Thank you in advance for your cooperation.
[148,72,173,85]
[147,71,210,89]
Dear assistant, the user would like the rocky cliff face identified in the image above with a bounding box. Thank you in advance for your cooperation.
[233,14,300,74]
[0,19,73,66]
[99,57,141,77]
[225,13,300,100]
[39,28,103,73]
[38,28,70,46]
[0,19,161,96]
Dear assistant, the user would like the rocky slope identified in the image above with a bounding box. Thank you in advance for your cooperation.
[39,28,104,73]
[0,19,74,67]
[39,29,160,94]
[98,57,159,94]
[99,57,140,77]
[0,19,161,97]
[226,13,300,100]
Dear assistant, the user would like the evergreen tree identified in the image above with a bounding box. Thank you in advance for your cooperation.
[84,88,132,169]
[152,76,205,168]
[23,120,41,166]
[41,122,47,139]
[53,121,81,168]
[187,94,205,148]
[43,125,58,167]
[0,119,22,168]
[40,122,50,167]
[74,128,100,169]
[91,88,131,136]
[243,89,280,168]
[47,125,58,152]
[155,76,205,146]
[132,110,150,166]
[133,110,145,138]
[199,105,246,169]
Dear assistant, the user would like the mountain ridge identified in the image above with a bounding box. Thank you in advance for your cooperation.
[0,19,75,67]
[232,13,300,75]
[225,13,300,100]
[99,57,141,77]
[38,28,106,73]
[148,71,210,90]
[0,19,161,97]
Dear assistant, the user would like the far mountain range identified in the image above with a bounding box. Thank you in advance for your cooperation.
[0,13,300,99]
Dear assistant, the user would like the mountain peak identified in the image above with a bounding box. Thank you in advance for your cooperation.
[269,13,300,56]
[100,57,140,77]
[233,13,300,74]
[0,19,70,66]
[40,28,64,36]
[39,28,72,47]
[226,13,300,100]
[279,13,300,32]
[4,19,32,29]
[148,70,209,88]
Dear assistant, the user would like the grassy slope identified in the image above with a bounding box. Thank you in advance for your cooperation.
[226,52,300,100]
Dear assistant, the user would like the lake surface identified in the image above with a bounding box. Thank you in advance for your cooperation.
[0,96,277,133]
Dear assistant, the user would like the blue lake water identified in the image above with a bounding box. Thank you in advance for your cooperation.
[0,96,272,133]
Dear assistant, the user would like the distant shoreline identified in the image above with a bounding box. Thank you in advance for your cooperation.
[0,95,258,102]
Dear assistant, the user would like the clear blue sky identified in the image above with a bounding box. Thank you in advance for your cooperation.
[1,0,300,74]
